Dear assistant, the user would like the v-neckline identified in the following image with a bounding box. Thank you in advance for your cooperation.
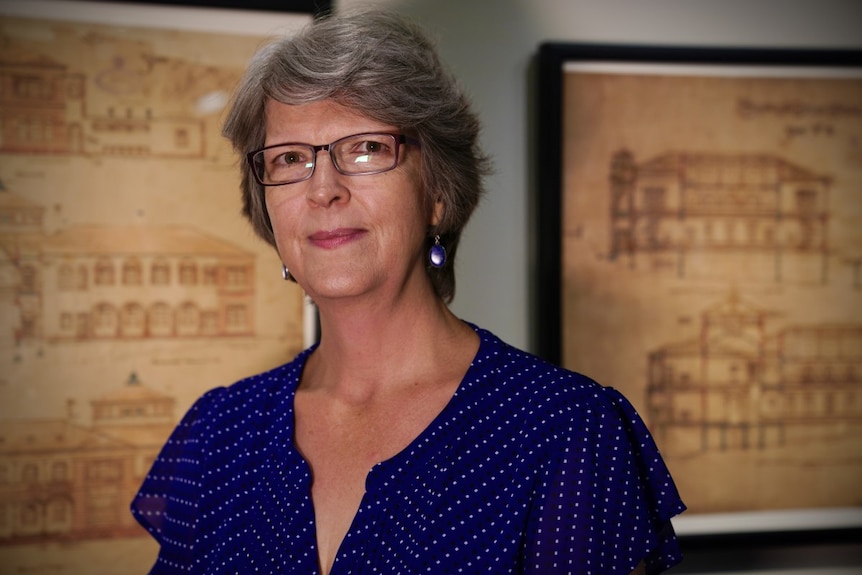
[282,323,489,574]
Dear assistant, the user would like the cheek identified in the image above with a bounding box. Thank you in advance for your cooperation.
[264,193,294,230]
[390,165,430,223]
[263,194,300,253]
[263,191,279,219]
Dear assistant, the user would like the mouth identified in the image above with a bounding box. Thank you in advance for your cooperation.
[308,228,367,249]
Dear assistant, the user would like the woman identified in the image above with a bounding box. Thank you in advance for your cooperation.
[131,9,685,575]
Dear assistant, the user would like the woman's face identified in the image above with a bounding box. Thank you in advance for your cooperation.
[262,99,438,303]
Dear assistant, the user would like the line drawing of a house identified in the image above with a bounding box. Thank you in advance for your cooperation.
[0,372,174,544]
[608,150,832,285]
[0,50,204,159]
[0,18,287,555]
[0,182,257,347]
[646,290,862,456]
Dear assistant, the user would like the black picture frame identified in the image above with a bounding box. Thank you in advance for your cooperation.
[86,0,332,16]
[534,42,862,556]
[535,42,862,366]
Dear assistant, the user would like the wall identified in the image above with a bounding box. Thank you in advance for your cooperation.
[337,0,862,354]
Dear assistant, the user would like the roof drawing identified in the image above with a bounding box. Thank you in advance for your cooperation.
[0,419,132,453]
[93,372,173,404]
[638,152,830,184]
[38,225,252,257]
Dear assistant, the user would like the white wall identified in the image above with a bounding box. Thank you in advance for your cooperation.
[338,0,862,352]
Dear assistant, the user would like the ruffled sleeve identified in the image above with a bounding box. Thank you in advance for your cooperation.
[131,387,224,574]
[524,386,686,575]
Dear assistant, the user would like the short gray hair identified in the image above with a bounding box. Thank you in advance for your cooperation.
[222,9,491,303]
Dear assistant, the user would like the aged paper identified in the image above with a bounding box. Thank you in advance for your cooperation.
[0,13,308,573]
[562,66,862,515]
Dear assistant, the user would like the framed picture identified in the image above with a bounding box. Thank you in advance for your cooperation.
[0,1,319,572]
[535,42,862,538]
[94,0,331,14]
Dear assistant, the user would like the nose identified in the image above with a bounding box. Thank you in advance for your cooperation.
[306,149,349,207]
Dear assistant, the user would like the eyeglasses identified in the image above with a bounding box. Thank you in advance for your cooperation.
[247,132,420,186]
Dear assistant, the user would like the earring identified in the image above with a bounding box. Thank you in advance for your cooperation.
[282,263,292,281]
[429,235,446,268]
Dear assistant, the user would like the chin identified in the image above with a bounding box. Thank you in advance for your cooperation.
[305,277,371,301]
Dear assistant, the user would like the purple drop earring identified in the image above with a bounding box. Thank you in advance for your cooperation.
[282,263,292,281]
[429,235,446,268]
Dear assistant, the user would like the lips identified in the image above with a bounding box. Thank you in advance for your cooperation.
[308,228,366,249]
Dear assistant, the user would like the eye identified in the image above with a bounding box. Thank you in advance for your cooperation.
[364,140,385,153]
[276,149,306,165]
[350,137,393,155]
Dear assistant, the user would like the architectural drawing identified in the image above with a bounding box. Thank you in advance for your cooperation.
[607,150,862,452]
[646,290,862,455]
[560,68,862,512]
[1,39,203,159]
[0,14,308,571]
[0,373,173,544]
[609,151,832,284]
[1,183,256,344]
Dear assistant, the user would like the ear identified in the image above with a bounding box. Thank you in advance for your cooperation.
[430,198,444,227]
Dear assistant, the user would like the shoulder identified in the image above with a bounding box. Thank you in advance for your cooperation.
[470,325,647,444]
[188,346,313,429]
[473,324,623,410]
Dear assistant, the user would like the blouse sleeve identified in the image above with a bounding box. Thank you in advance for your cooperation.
[524,386,686,575]
[130,387,224,574]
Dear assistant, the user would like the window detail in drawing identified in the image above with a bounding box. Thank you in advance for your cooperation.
[150,259,170,285]
[122,257,143,286]
[148,302,172,337]
[94,259,114,286]
[179,259,197,286]
[176,301,200,336]
[120,303,146,337]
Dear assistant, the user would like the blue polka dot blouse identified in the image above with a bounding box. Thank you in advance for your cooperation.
[131,325,686,574]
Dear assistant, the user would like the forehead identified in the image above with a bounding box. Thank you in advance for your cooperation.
[263,99,396,144]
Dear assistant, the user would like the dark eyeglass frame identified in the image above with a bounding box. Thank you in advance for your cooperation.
[247,132,420,186]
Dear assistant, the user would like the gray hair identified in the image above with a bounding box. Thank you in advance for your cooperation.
[222,9,490,303]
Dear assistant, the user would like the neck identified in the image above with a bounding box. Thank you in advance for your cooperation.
[303,286,475,403]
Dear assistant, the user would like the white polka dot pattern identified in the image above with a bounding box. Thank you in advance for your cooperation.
[131,325,686,574]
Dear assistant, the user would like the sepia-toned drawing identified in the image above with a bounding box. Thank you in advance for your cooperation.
[0,12,309,573]
[646,289,862,455]
[558,63,862,515]
[0,372,175,543]
[0,41,204,159]
[2,186,257,344]
[609,151,834,285]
